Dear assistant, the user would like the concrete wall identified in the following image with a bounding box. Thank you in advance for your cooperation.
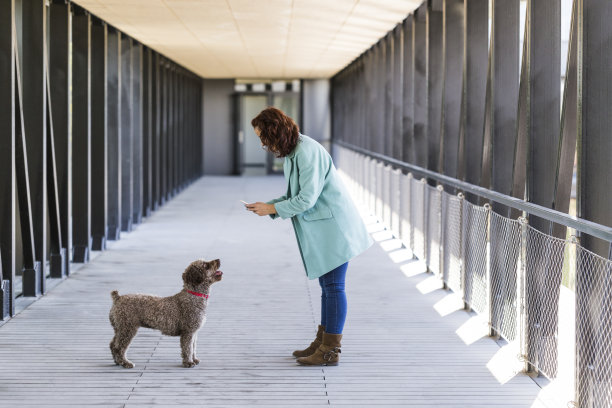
[202,79,235,175]
[301,79,331,150]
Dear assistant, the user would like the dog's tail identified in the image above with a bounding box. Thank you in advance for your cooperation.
[110,290,120,302]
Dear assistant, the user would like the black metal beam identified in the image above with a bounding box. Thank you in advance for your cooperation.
[15,19,41,295]
[402,15,414,164]
[440,0,463,180]
[21,0,47,294]
[384,33,393,158]
[153,53,161,210]
[48,0,72,274]
[576,0,612,403]
[413,4,427,169]
[392,26,403,161]
[458,0,488,191]
[482,0,520,206]
[120,34,133,232]
[106,27,121,241]
[131,42,143,225]
[142,47,152,217]
[0,0,16,316]
[91,18,107,251]
[427,1,443,175]
[71,5,91,263]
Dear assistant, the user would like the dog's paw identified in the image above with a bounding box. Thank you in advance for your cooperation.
[121,360,135,369]
[183,361,197,368]
[193,358,200,365]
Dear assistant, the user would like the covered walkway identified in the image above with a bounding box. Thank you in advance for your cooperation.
[0,177,549,407]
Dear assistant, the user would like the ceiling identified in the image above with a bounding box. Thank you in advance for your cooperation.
[72,0,421,79]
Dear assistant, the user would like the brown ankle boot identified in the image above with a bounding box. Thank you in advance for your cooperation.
[296,332,342,366]
[292,325,325,358]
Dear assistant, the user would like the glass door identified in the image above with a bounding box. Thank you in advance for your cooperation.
[235,91,301,175]
[239,94,268,176]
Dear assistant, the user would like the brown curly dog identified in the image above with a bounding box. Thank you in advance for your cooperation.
[109,259,223,368]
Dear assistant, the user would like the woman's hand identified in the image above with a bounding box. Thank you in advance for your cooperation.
[245,202,277,216]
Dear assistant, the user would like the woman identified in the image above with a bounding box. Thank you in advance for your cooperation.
[245,107,372,366]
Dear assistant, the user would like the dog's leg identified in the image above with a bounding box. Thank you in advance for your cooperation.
[192,333,199,365]
[115,326,138,368]
[180,333,196,368]
[110,334,121,365]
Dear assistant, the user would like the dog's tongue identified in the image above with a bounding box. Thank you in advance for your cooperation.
[215,270,223,276]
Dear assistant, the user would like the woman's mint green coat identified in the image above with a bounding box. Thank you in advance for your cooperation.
[267,135,373,279]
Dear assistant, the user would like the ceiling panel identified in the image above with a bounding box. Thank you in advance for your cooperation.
[72,0,421,78]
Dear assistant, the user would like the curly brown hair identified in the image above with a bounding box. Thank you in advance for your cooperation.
[251,107,300,158]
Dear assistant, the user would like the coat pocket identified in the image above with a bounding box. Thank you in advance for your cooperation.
[302,204,333,221]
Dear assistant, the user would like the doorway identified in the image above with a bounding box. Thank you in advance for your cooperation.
[235,91,300,176]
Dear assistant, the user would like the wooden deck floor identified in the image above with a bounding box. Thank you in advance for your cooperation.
[0,176,549,407]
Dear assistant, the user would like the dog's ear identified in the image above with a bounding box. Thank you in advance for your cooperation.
[183,262,204,286]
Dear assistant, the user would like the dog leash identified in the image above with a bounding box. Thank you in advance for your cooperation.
[186,290,209,299]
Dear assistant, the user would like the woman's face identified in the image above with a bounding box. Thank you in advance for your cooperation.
[254,127,269,151]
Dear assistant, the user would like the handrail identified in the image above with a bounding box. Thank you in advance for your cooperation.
[334,140,612,243]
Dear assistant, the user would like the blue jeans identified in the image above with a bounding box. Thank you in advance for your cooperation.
[319,262,348,334]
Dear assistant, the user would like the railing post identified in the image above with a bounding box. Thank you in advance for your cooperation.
[457,192,465,303]
[483,203,495,337]
[436,184,444,280]
[517,216,530,373]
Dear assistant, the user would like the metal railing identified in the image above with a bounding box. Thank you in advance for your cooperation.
[335,144,612,408]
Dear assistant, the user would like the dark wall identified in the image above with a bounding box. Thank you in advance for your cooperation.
[202,79,235,175]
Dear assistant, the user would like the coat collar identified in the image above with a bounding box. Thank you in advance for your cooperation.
[285,134,304,159]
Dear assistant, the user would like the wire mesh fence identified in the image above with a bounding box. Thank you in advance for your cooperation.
[410,177,426,261]
[383,165,392,229]
[426,185,442,277]
[462,200,490,315]
[400,173,412,249]
[489,211,521,342]
[335,145,612,408]
[524,225,566,379]
[390,169,401,238]
[575,245,612,408]
[442,192,463,294]
[375,162,384,221]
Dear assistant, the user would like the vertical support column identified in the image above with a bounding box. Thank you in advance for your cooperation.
[440,0,463,180]
[576,0,612,404]
[70,5,91,263]
[392,26,403,161]
[524,0,561,224]
[120,35,132,232]
[131,42,142,225]
[142,47,152,217]
[402,16,414,164]
[384,33,393,158]
[427,0,443,175]
[522,0,562,375]
[48,0,72,273]
[106,27,121,240]
[458,0,488,197]
[152,53,161,210]
[365,50,376,154]
[90,17,107,251]
[413,3,427,169]
[168,66,175,198]
[0,0,16,316]
[160,60,167,205]
[481,0,520,202]
[22,0,47,294]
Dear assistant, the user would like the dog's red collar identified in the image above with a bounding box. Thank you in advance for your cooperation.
[186,290,209,299]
